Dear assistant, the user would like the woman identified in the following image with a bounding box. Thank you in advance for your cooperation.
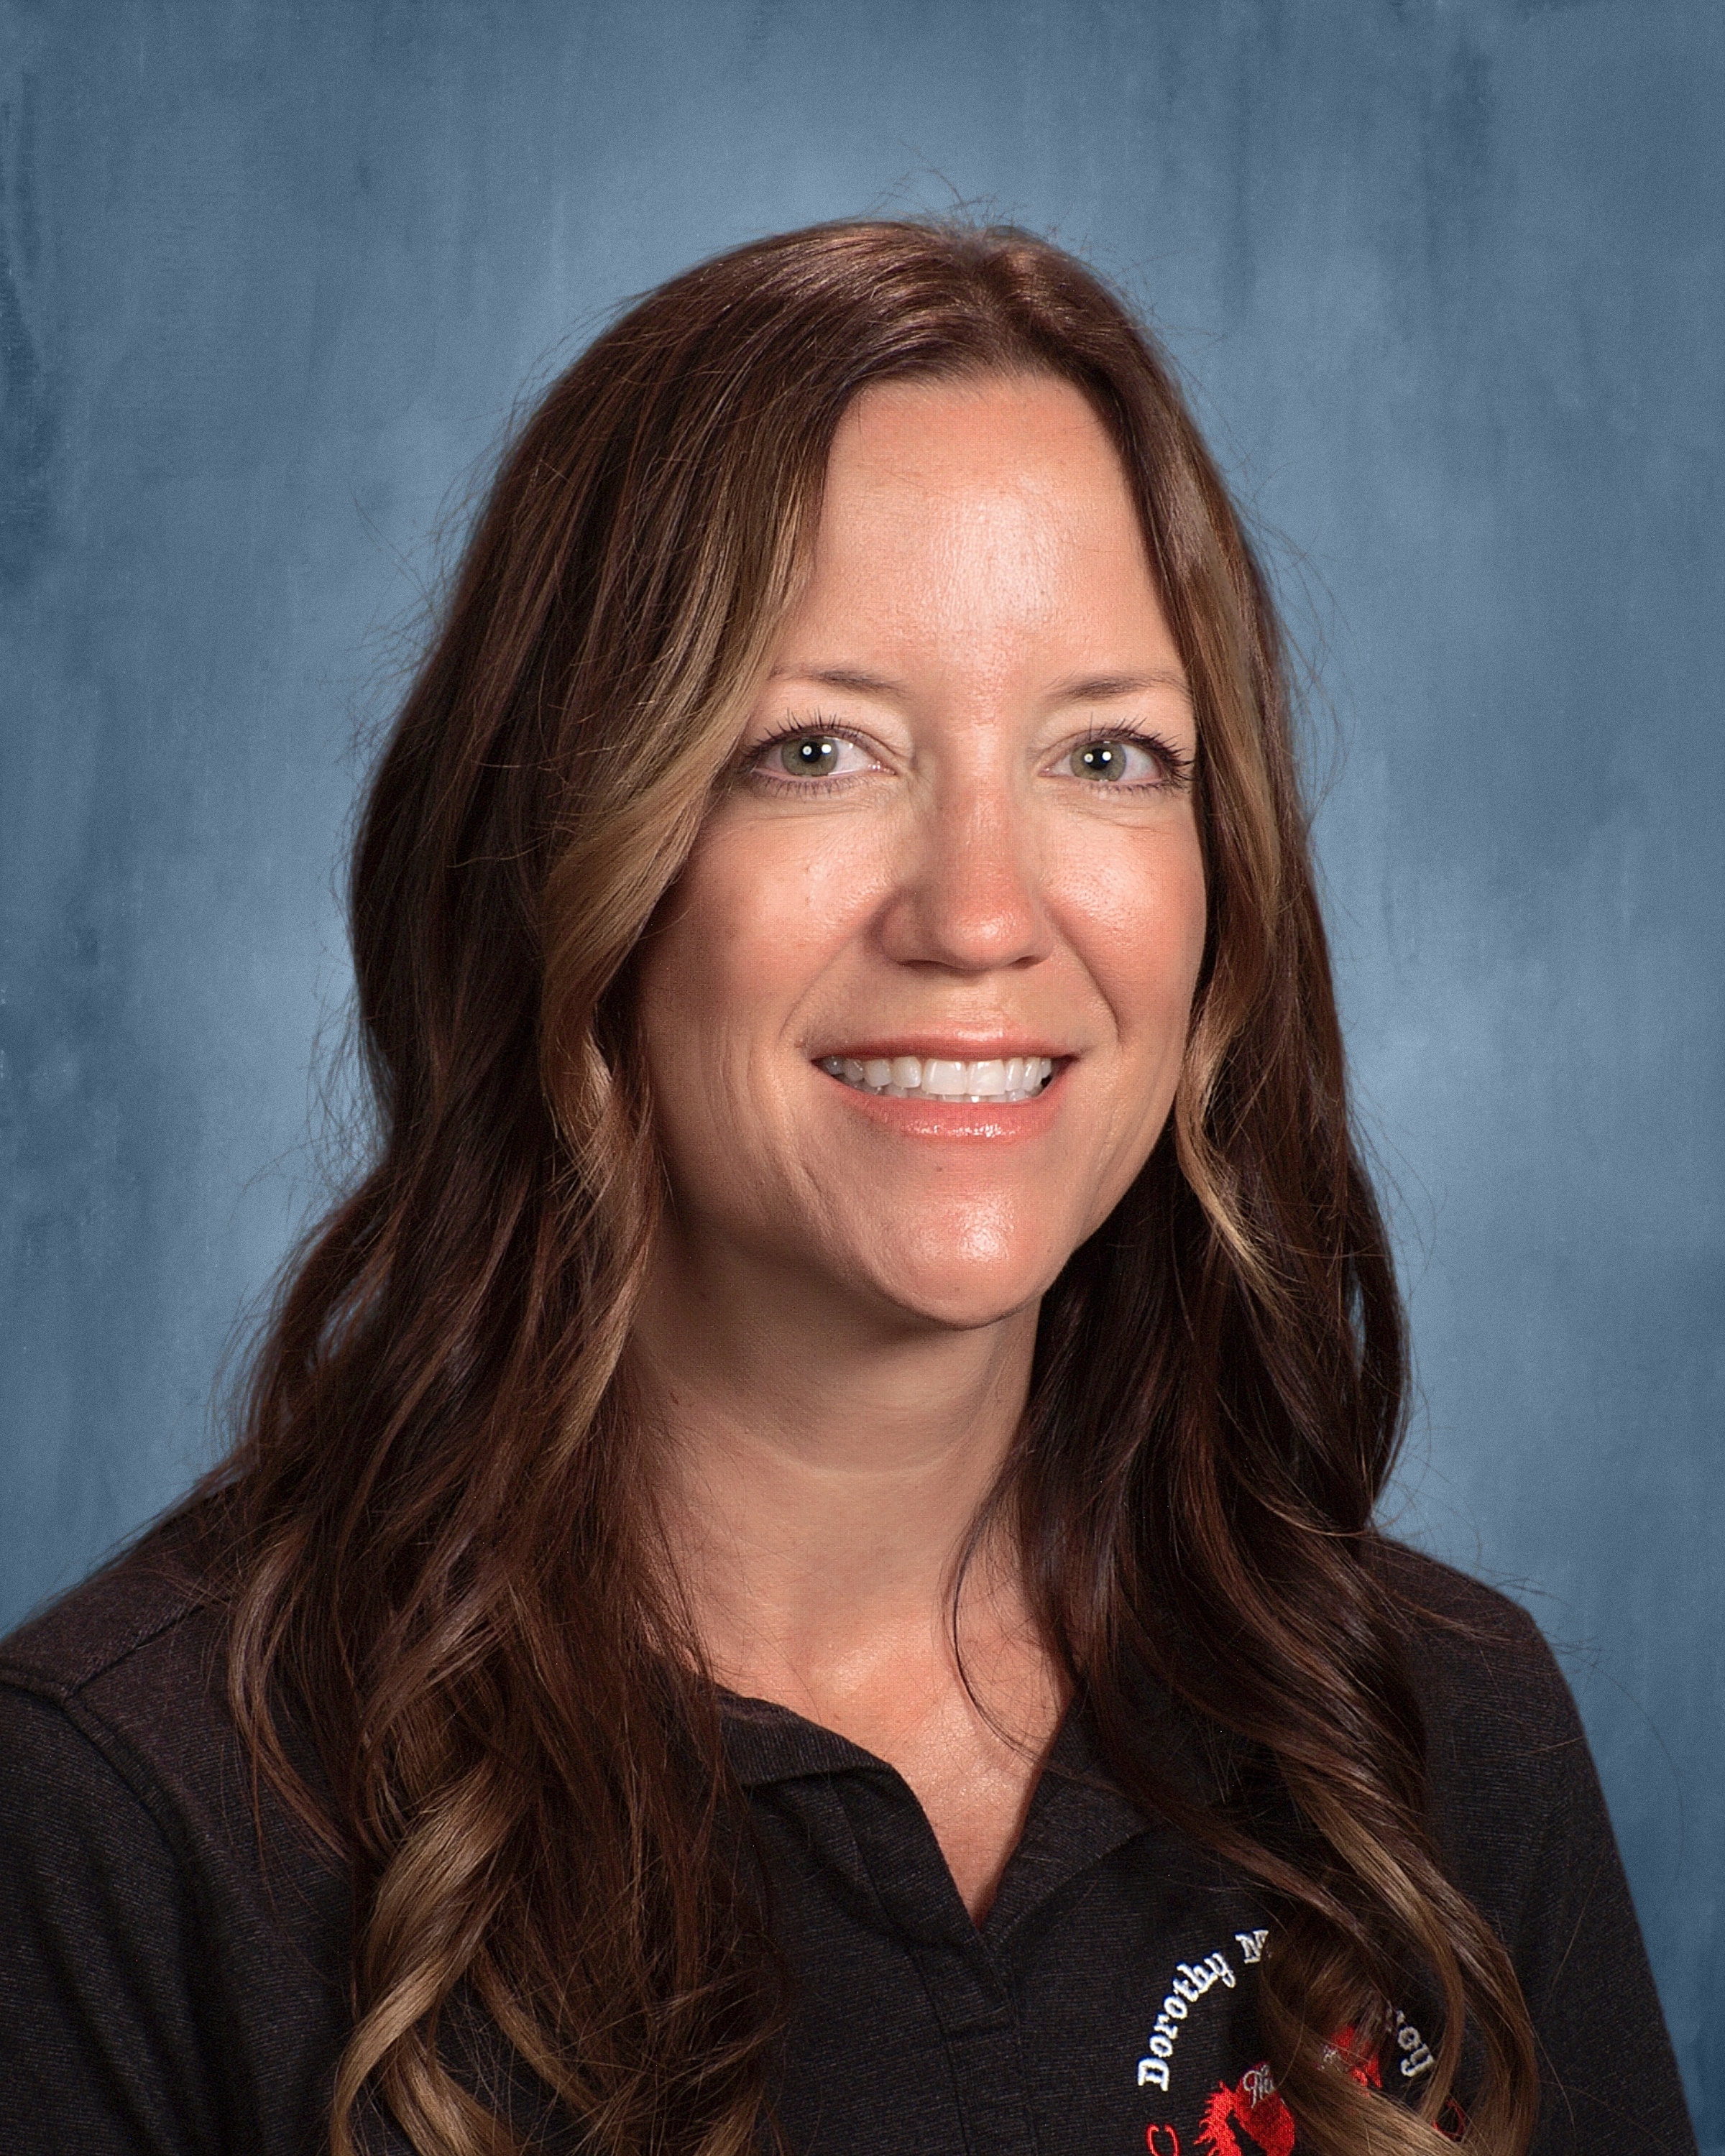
[0,221,1694,2156]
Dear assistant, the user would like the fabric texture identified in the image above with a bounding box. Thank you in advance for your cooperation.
[0,1518,1697,2155]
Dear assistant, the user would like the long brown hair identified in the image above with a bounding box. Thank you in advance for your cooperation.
[208,221,1538,2155]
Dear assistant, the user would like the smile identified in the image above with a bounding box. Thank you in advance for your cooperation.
[816,1054,1057,1102]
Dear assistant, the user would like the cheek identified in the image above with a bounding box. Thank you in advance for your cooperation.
[1071,829,1209,1055]
[634,818,874,1089]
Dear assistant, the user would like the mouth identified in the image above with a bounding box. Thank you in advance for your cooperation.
[816,1053,1059,1103]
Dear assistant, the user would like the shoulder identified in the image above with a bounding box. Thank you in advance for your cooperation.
[1375,1537,1595,1766]
[1372,1539,1594,1818]
[0,1507,354,2152]
[1,1503,220,1700]
[0,1506,236,1834]
[1373,1542,1623,1960]
[0,1498,342,1913]
[1375,1539,1581,1734]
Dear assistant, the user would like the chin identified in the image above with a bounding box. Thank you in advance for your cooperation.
[893,1284,1044,1332]
[859,1223,1074,1332]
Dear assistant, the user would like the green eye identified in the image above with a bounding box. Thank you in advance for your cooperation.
[1073,740,1133,781]
[778,734,841,777]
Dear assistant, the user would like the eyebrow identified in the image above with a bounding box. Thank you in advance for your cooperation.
[767,665,1194,706]
[768,665,906,697]
[1049,668,1193,706]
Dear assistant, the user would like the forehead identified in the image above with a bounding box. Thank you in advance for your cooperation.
[826,372,1133,512]
[783,372,1174,683]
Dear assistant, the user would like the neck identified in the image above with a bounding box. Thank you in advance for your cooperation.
[629,1233,1041,1720]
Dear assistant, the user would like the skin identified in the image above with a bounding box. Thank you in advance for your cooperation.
[630,373,1208,1920]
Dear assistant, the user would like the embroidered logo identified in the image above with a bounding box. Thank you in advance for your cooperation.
[1322,2012,1438,2087]
[1136,1948,1238,2092]
[1133,1917,1443,2147]
[1188,2019,1441,2152]
[1195,2063,1297,2156]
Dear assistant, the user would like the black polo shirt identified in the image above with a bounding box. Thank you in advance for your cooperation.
[0,1521,1698,2154]
[733,1690,1310,2152]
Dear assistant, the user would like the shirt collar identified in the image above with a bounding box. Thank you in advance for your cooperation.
[718,1688,888,1786]
[717,1687,1172,1942]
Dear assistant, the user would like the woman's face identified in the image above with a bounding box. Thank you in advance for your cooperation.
[635,373,1207,1335]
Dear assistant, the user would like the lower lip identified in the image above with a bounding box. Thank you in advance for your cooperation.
[816,1063,1067,1141]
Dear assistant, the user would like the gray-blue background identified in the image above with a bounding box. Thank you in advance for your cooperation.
[2,0,1719,2134]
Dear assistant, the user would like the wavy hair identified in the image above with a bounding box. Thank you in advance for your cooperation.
[207,221,1538,2155]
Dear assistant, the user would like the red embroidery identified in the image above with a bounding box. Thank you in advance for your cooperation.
[1322,2024,1384,2088]
[1145,2127,1181,2155]
[1195,2064,1297,2156]
[1189,2023,1448,2152]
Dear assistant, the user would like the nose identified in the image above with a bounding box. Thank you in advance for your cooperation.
[876,766,1053,975]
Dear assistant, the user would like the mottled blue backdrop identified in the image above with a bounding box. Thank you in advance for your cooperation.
[2,0,1719,2134]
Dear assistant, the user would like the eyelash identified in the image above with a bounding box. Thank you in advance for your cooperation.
[740,719,1193,796]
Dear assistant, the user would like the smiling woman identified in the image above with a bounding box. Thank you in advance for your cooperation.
[636,377,1206,1348]
[0,223,1694,2156]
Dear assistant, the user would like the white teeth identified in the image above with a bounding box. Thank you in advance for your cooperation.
[818,1054,1056,1102]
